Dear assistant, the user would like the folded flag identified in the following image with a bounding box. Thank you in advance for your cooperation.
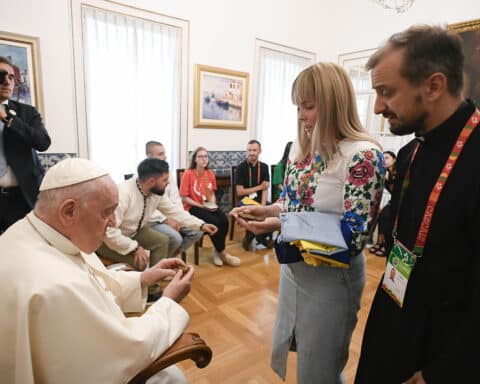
[292,240,350,268]
[278,211,350,268]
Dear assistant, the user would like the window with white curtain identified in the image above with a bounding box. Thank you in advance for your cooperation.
[81,5,183,182]
[254,41,315,167]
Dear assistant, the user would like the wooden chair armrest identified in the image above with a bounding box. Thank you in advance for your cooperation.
[99,256,135,271]
[128,332,212,384]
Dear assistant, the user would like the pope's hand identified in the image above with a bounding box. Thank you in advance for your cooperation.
[140,258,187,287]
[163,266,195,303]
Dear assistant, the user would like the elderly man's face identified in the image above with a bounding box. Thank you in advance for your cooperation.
[75,176,118,253]
[371,49,428,136]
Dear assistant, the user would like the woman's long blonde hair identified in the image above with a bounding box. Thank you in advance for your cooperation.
[292,62,380,161]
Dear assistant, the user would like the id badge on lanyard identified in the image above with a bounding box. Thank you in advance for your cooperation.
[382,240,416,307]
[381,108,480,307]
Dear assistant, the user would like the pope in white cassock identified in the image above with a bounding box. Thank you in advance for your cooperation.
[0,158,194,383]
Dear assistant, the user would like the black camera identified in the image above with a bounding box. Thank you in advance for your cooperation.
[0,70,8,85]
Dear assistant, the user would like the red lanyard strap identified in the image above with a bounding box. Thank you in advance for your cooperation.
[393,109,480,257]
[248,163,261,187]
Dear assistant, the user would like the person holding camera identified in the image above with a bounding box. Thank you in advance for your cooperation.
[0,56,50,233]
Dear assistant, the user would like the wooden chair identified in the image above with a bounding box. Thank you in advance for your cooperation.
[128,332,212,383]
[99,257,213,380]
[176,168,204,265]
[229,165,239,241]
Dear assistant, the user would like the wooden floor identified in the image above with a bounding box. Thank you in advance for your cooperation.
[176,229,386,383]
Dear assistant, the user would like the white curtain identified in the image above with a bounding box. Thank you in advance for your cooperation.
[82,6,181,182]
[256,48,312,167]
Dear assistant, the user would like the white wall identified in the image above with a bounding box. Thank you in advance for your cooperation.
[297,0,480,62]
[1,0,478,156]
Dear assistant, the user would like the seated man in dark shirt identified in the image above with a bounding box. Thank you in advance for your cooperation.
[235,139,273,250]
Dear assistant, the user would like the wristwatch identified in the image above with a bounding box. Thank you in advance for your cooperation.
[200,223,205,231]
[2,109,16,126]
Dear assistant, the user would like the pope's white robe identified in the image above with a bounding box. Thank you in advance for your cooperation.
[0,212,189,383]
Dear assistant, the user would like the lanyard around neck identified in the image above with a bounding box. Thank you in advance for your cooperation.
[393,108,480,257]
[248,163,260,187]
[135,179,147,235]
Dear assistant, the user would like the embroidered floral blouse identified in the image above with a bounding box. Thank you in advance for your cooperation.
[277,140,386,255]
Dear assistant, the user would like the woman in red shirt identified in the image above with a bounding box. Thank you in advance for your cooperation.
[180,147,240,267]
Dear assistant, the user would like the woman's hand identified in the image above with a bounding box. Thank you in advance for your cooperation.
[234,216,281,235]
[230,205,269,221]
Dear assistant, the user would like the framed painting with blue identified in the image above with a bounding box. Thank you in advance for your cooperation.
[194,64,249,130]
[448,18,480,106]
[0,31,44,115]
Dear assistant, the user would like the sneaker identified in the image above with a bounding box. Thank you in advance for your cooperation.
[255,233,274,249]
[224,253,241,267]
[212,250,224,267]
[254,241,267,250]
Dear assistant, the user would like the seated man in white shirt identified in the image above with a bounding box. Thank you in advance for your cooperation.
[97,158,217,277]
[146,141,204,256]
[0,158,194,384]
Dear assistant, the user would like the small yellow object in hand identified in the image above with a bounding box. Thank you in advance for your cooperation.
[240,197,260,206]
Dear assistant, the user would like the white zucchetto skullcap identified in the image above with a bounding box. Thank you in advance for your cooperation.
[39,158,109,191]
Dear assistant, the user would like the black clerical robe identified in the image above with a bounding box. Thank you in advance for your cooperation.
[355,100,480,384]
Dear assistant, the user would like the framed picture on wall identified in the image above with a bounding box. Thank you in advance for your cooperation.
[194,64,249,129]
[339,48,415,153]
[0,31,44,115]
[448,18,480,105]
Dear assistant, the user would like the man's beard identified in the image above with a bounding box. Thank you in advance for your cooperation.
[388,114,427,136]
[386,95,427,136]
[151,187,165,196]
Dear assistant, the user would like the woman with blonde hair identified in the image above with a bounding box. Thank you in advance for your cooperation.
[232,62,385,382]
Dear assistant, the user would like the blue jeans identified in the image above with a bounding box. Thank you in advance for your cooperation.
[150,222,203,257]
